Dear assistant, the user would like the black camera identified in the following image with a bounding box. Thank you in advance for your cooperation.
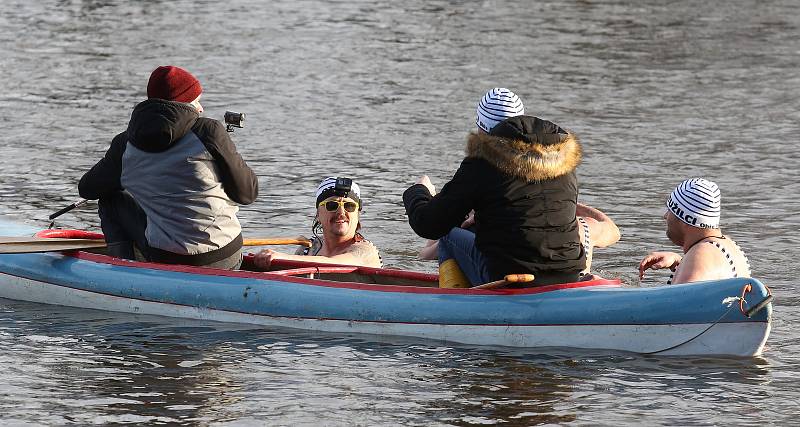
[224,111,245,132]
[334,177,353,194]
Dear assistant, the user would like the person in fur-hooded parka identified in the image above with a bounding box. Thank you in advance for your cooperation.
[403,115,586,286]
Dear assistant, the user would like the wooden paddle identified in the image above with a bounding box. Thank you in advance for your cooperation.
[244,238,311,247]
[472,274,536,290]
[0,237,108,253]
[0,236,311,254]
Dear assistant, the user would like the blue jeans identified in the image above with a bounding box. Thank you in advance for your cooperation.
[438,228,491,286]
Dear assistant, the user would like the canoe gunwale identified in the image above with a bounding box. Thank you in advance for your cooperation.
[65,250,623,295]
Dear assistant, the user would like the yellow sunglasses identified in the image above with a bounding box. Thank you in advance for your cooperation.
[318,199,359,213]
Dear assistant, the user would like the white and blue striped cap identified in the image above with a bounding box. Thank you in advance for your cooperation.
[666,178,721,229]
[315,177,361,207]
[476,88,525,132]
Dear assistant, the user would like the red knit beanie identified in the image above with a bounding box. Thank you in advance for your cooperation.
[146,65,202,103]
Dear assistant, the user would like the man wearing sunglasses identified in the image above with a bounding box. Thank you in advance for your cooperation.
[253,177,382,269]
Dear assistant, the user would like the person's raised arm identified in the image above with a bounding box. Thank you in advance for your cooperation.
[576,203,620,248]
[194,118,258,205]
[403,160,479,240]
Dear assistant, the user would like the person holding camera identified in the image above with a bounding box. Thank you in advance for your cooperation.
[403,88,586,287]
[78,65,258,269]
[253,177,382,269]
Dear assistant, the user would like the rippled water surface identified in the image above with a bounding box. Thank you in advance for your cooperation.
[1,0,799,425]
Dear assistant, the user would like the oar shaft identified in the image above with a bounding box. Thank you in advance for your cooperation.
[0,235,312,254]
[49,199,89,220]
[243,238,311,248]
[472,279,508,290]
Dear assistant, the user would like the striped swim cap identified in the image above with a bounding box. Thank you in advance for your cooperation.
[666,178,721,229]
[315,177,361,207]
[476,88,525,132]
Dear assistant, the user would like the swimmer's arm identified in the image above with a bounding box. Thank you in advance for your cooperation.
[577,203,620,248]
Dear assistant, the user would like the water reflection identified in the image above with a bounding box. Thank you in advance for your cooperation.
[1,306,232,424]
[430,353,578,425]
[0,299,786,425]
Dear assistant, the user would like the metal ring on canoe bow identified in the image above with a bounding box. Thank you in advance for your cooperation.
[740,282,773,318]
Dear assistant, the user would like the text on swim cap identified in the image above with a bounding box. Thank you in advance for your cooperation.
[667,196,715,229]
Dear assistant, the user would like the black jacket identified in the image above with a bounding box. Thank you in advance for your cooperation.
[403,116,586,283]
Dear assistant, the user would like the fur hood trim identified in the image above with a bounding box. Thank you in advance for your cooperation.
[465,130,582,182]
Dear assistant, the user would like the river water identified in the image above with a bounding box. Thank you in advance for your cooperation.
[1,0,798,425]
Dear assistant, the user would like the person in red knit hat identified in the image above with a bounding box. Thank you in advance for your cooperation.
[78,65,258,269]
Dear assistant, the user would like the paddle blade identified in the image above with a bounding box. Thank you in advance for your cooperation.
[0,237,106,254]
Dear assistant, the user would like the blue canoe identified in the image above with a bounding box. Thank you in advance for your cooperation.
[0,219,772,357]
